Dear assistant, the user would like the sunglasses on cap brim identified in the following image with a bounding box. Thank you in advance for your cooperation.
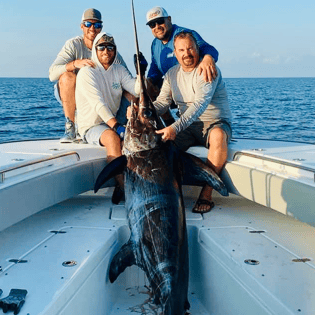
[148,17,166,29]
[83,21,103,29]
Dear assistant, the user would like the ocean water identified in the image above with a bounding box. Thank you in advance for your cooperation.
[0,77,314,144]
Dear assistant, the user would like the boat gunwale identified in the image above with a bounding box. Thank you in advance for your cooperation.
[233,151,315,180]
[0,151,80,183]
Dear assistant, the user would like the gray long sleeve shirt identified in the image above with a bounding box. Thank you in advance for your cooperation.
[49,36,127,82]
[153,64,231,135]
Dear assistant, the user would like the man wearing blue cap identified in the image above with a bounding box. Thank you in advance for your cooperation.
[146,6,219,96]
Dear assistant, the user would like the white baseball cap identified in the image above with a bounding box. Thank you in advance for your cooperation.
[146,6,169,25]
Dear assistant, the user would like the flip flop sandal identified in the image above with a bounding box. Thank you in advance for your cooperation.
[192,199,215,214]
[112,185,125,205]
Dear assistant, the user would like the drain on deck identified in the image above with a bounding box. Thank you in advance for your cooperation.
[244,259,260,265]
[62,260,77,267]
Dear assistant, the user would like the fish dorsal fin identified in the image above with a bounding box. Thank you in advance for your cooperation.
[109,239,137,283]
[94,155,127,193]
[180,151,229,196]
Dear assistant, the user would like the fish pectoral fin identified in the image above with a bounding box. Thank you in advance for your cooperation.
[180,151,229,196]
[109,240,136,283]
[94,155,127,193]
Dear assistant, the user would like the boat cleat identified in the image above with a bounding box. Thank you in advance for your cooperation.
[0,289,27,315]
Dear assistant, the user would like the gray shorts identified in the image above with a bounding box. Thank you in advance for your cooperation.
[83,96,130,146]
[174,120,232,152]
[83,123,110,146]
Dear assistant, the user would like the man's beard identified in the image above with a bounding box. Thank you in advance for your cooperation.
[155,27,172,42]
[182,55,195,66]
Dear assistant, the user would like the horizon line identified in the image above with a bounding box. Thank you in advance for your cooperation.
[1,76,315,80]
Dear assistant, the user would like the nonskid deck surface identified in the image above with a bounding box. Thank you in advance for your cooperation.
[108,284,209,315]
[1,187,315,314]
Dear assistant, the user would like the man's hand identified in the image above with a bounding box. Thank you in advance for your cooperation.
[156,126,176,142]
[74,59,96,69]
[197,55,217,82]
[134,52,148,76]
[126,106,132,119]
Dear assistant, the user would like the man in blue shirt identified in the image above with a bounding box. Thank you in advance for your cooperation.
[146,6,219,93]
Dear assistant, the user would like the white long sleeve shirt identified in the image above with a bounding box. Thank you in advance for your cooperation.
[75,32,138,137]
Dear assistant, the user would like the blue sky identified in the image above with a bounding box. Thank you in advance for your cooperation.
[0,0,314,78]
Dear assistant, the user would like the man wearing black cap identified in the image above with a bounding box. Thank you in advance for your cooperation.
[75,32,141,204]
[49,8,130,143]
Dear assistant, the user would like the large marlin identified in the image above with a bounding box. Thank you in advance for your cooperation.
[94,87,228,314]
[94,2,228,313]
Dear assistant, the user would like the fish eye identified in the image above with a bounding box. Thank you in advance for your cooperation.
[143,109,153,118]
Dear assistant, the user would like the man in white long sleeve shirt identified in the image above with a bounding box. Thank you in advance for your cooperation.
[76,32,139,204]
[154,31,232,213]
[49,8,131,143]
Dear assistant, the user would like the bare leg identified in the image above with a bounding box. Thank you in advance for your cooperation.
[58,72,76,122]
[100,129,124,188]
[194,127,228,213]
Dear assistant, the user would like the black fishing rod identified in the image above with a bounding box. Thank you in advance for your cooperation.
[131,0,165,126]
[131,0,142,78]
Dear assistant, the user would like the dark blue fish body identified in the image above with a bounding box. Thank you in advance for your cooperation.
[94,77,228,314]
[123,146,189,312]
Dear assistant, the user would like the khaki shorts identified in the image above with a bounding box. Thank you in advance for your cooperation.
[174,120,232,152]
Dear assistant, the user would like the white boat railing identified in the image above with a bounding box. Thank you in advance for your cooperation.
[0,151,80,183]
[233,151,315,182]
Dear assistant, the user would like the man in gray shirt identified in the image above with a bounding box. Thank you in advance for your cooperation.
[154,31,232,213]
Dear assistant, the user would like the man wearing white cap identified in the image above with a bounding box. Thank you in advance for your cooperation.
[146,6,218,94]
[49,8,130,143]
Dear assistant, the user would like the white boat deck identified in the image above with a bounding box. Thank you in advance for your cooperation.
[1,138,315,314]
[1,187,315,314]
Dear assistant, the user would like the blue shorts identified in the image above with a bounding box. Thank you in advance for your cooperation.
[54,83,62,105]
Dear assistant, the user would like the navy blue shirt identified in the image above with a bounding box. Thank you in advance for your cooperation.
[147,24,219,87]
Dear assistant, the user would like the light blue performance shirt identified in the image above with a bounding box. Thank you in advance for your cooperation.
[147,24,218,87]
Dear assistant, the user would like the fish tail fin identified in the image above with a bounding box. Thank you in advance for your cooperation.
[109,239,136,283]
[180,151,229,196]
[94,155,127,193]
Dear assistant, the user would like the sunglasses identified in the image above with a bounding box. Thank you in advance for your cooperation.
[96,45,115,51]
[148,17,166,29]
[83,21,103,29]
